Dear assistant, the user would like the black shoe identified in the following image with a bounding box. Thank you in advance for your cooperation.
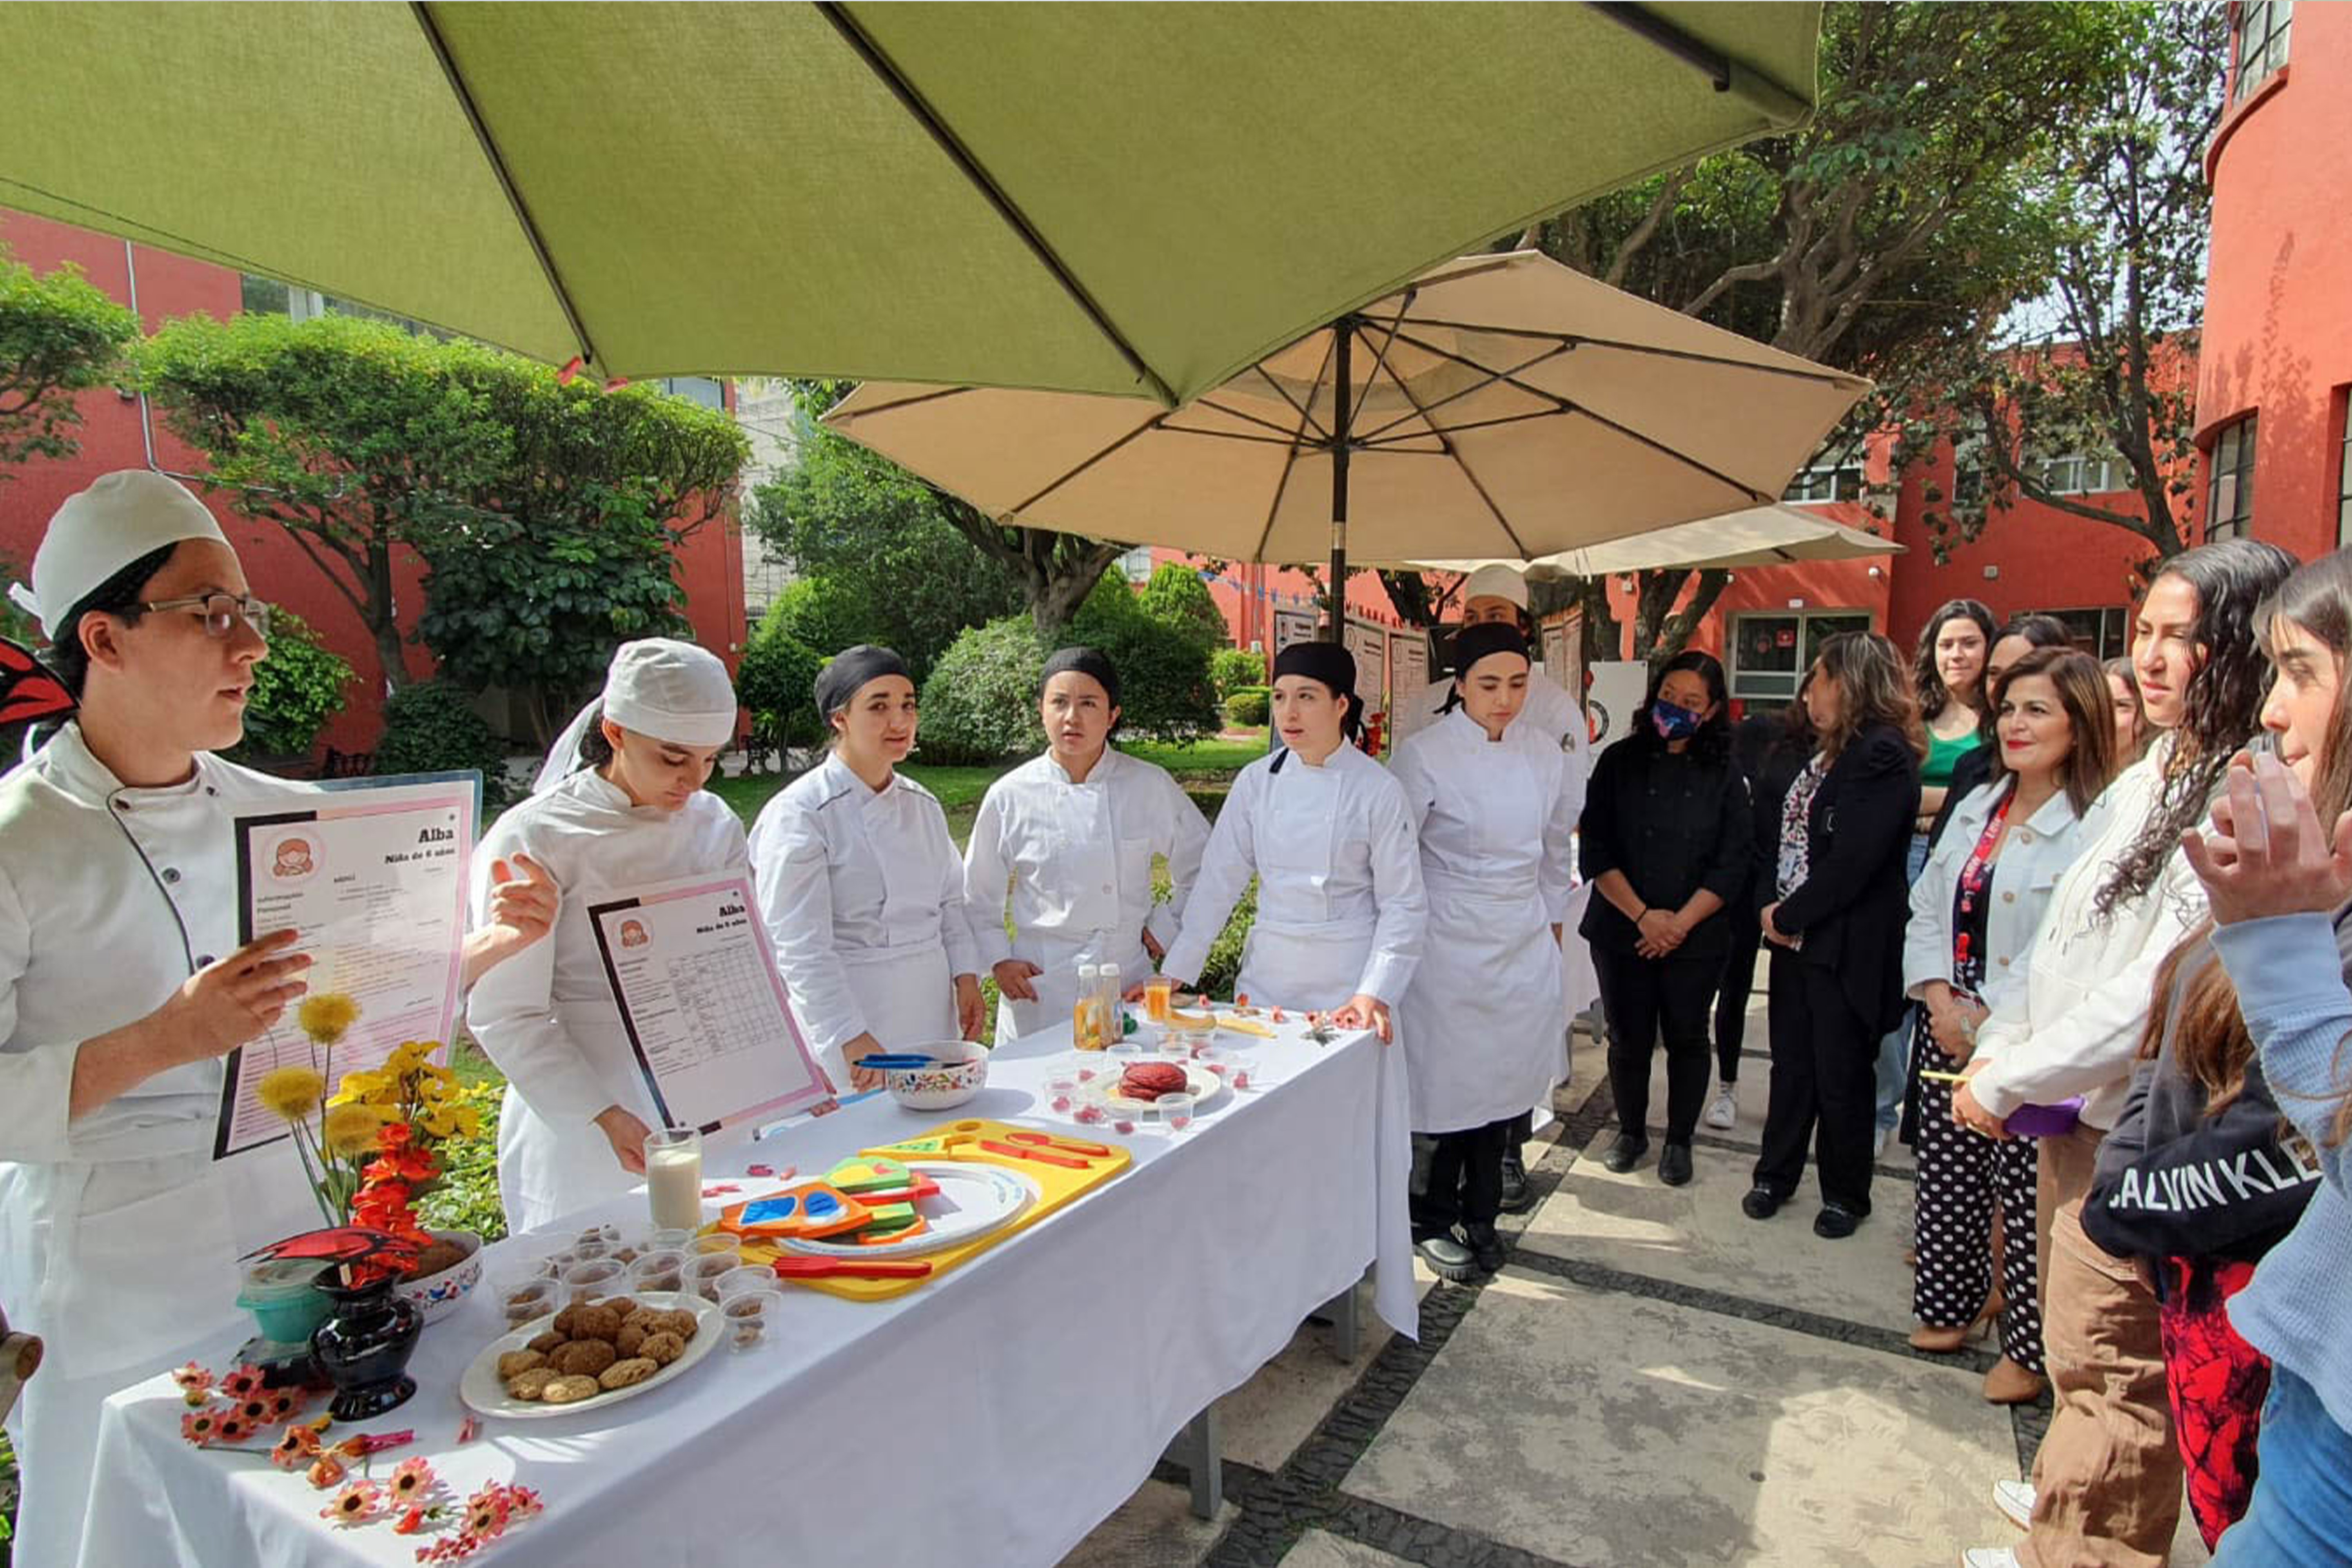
[1657,1142,1694,1187]
[1600,1133,1648,1174]
[1414,1232,1479,1283]
[1741,1184,1784,1220]
[1813,1202,1864,1240]
[1498,1151,1534,1214]
[1463,1222,1506,1274]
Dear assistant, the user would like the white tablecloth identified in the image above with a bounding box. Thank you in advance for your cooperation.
[85,1017,1411,1568]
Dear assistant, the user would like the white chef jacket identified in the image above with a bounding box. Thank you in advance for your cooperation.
[1967,739,2207,1131]
[962,746,1210,1043]
[0,724,321,1568]
[1389,710,1578,1133]
[750,753,981,1086]
[1414,672,1590,828]
[465,768,750,1232]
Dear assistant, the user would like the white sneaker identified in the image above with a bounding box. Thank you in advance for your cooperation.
[1959,1550,2018,1568]
[1873,1125,1893,1158]
[1992,1478,2034,1530]
[1704,1086,1738,1130]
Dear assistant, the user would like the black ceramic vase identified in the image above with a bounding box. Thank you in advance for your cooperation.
[309,1269,421,1420]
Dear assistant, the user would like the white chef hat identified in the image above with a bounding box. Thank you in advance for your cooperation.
[1458,563,1530,612]
[534,637,739,795]
[9,471,232,639]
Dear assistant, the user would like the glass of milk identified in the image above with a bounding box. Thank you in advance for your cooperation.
[644,1127,704,1232]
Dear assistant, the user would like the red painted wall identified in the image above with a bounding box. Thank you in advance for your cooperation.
[0,211,748,759]
[2197,3,2352,563]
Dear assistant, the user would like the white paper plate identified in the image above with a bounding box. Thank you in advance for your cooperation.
[1093,1060,1229,1111]
[459,1290,720,1420]
[779,1161,1038,1259]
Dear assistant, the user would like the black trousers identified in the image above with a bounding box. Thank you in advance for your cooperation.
[1410,1119,1512,1235]
[1593,942,1719,1145]
[1753,950,1877,1212]
[1714,901,1763,1081]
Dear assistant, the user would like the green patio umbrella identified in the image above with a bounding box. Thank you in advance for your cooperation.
[0,3,1819,402]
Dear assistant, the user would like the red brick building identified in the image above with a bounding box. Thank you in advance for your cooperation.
[2196,0,2351,561]
[0,211,753,758]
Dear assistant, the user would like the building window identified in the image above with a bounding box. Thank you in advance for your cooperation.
[2207,414,2258,540]
[1728,610,1872,704]
[1117,546,1155,585]
[1782,462,1864,504]
[2048,607,2131,660]
[2041,450,2129,496]
[2338,394,2352,547]
[2233,0,2291,102]
[1950,435,1987,508]
[657,377,727,410]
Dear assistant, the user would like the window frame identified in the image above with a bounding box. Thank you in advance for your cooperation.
[1781,462,1866,505]
[2207,414,2258,541]
[1728,608,1873,704]
[2232,0,2292,102]
[2337,392,2352,549]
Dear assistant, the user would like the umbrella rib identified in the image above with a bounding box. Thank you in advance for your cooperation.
[1249,350,1332,444]
[1346,290,1417,448]
[1005,411,1172,516]
[408,2,600,370]
[1247,336,1335,561]
[1193,397,1321,443]
[1157,425,1311,449]
[1392,316,1866,388]
[818,2,1176,408]
[831,386,974,422]
[1350,342,1575,445]
[1368,348,1532,560]
[1358,407,1576,447]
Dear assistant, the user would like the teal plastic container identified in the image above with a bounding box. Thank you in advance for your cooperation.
[236,1258,332,1346]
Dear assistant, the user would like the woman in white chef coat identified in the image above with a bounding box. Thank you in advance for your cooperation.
[1388,624,1578,1280]
[0,474,554,1568]
[751,645,985,1092]
[1156,640,1426,1039]
[466,637,745,1232]
[964,646,1209,1044]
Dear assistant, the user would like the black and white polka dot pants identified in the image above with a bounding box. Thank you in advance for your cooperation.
[1913,1032,2045,1373]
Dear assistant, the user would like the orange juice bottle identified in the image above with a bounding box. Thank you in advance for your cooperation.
[1074,963,1103,1049]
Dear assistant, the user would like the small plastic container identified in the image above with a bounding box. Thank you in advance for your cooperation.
[568,1236,615,1265]
[626,1248,688,1294]
[499,1278,559,1328]
[684,1248,741,1301]
[1045,1062,1082,1115]
[645,1227,694,1253]
[1143,975,1175,1024]
[1160,1091,1197,1133]
[722,1288,784,1351]
[690,1231,740,1256]
[714,1265,774,1301]
[560,1258,626,1301]
[236,1258,333,1345]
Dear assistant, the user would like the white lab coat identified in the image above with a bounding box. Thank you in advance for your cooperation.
[1388,710,1577,1134]
[962,747,1209,1043]
[465,768,750,1233]
[0,724,321,1568]
[1901,775,2099,1017]
[749,753,981,1087]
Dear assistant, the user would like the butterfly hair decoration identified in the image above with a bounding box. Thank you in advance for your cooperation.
[0,639,73,728]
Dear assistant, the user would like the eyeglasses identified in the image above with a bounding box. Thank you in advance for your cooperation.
[140,593,273,640]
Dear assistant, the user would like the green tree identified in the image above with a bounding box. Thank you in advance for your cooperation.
[1137,561,1230,650]
[1898,2,2225,574]
[229,608,357,762]
[1506,0,2133,664]
[734,605,824,762]
[0,247,141,477]
[1068,571,1221,742]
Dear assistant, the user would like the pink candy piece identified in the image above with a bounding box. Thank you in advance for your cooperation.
[746,1163,775,1178]
[1233,1071,1252,1090]
[1075,1069,1096,1082]
[702,1184,740,1197]
[1112,1119,1136,1135]
[1051,1095,1072,1112]
[1073,1104,1105,1125]
[1205,1062,1227,1076]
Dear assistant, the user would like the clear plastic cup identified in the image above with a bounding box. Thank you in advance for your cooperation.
[1144,975,1175,1024]
[626,1248,688,1294]
[646,1227,694,1253]
[1045,1063,1082,1115]
[684,1249,740,1301]
[690,1231,740,1255]
[1160,1091,1196,1133]
[722,1288,784,1351]
[569,1236,614,1265]
[499,1278,558,1328]
[714,1265,774,1301]
[560,1258,626,1301]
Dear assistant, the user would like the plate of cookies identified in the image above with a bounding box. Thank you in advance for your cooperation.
[458,1290,720,1419]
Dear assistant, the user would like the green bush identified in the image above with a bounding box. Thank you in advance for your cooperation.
[1139,561,1230,648]
[735,607,824,759]
[916,617,1047,764]
[372,679,518,809]
[1069,571,1221,744]
[764,575,873,664]
[1223,686,1270,726]
[231,608,356,762]
[415,1078,506,1244]
[1209,646,1265,699]
[1196,880,1258,1000]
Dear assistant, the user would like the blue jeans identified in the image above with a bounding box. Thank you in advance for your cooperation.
[2211,1367,2352,1565]
[1873,833,1932,1137]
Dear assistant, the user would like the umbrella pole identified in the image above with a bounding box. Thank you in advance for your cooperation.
[1325,317,1353,643]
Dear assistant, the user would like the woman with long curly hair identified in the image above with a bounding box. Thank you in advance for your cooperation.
[1955,537,2296,1568]
[1746,632,1922,1238]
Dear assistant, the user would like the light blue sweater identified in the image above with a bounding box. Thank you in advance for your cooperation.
[2210,914,2352,1438]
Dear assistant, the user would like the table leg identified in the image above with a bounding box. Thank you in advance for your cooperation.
[1175,1405,1222,1519]
[1321,1278,1361,1362]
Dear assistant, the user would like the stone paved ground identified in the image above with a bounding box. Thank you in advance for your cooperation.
[1062,999,2211,1568]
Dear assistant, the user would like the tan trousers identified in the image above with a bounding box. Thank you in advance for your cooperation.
[2020,1122,2183,1568]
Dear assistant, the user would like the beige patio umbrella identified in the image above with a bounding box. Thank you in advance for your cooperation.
[1403,502,1901,579]
[825,252,1871,630]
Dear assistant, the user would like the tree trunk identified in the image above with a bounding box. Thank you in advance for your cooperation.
[1028,564,1107,638]
[365,539,412,691]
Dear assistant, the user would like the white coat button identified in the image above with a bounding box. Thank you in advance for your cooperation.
[1998,956,2011,967]
[2001,891,2014,903]
[2018,830,2033,844]
[162,867,181,884]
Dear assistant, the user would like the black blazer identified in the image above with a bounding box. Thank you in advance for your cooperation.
[1924,743,1995,849]
[1766,721,1920,1036]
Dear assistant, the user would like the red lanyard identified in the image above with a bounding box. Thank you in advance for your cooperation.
[1960,789,2014,891]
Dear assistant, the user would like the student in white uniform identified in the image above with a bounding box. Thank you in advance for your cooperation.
[0,474,553,1568]
[1389,624,1578,1279]
[1158,639,1426,1034]
[751,645,985,1092]
[1416,563,1590,1211]
[964,646,1209,1044]
[466,637,745,1233]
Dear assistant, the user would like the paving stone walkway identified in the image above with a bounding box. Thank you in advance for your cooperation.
[1062,1000,2211,1568]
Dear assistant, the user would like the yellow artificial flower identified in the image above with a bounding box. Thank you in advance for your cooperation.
[331,1070,395,1108]
[297,993,361,1047]
[321,1102,387,1158]
[421,1107,461,1140]
[255,1066,326,1122]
